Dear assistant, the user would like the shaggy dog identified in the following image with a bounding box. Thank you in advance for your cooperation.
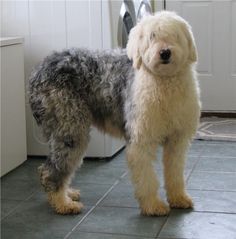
[29,11,201,216]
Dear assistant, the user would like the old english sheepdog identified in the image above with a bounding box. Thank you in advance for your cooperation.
[29,11,201,215]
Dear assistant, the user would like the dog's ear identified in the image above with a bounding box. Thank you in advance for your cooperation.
[184,22,197,63]
[188,27,197,62]
[126,24,142,69]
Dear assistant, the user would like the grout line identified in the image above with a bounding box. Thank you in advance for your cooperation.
[193,140,236,145]
[198,156,236,159]
[185,139,223,183]
[199,155,236,159]
[188,188,236,193]
[63,171,128,239]
[77,230,155,238]
[181,210,236,215]
[98,204,137,209]
[1,190,37,221]
[186,154,203,184]
[190,170,236,174]
[155,215,169,239]
[187,154,203,157]
[187,188,236,193]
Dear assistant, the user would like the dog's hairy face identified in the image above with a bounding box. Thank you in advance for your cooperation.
[127,11,197,77]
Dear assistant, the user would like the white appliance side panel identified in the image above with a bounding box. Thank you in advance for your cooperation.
[104,135,125,158]
[1,43,27,176]
[85,128,105,157]
[26,113,49,156]
[102,0,122,49]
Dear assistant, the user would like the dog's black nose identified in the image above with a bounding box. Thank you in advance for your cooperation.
[159,49,171,61]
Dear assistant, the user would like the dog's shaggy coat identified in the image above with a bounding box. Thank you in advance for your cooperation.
[29,11,201,215]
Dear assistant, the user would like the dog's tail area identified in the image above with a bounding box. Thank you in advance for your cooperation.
[28,49,79,123]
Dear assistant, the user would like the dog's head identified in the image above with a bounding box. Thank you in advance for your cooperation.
[127,11,197,76]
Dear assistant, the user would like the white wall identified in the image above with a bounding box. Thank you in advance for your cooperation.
[1,0,103,82]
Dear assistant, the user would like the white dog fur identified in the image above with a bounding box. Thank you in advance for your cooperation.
[125,11,201,215]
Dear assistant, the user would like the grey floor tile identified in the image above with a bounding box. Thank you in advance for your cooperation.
[187,171,236,191]
[1,179,38,200]
[104,149,127,169]
[189,190,236,213]
[100,183,138,208]
[100,182,166,209]
[194,156,236,172]
[1,227,67,239]
[73,183,112,206]
[26,157,46,166]
[1,162,39,183]
[73,160,127,185]
[188,140,205,156]
[77,206,167,237]
[68,231,152,239]
[2,141,236,239]
[159,210,236,239]
[1,159,42,201]
[1,200,90,239]
[201,142,236,158]
[1,199,22,220]
[185,155,200,171]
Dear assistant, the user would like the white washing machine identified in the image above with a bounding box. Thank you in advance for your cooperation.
[28,0,153,158]
[102,0,153,49]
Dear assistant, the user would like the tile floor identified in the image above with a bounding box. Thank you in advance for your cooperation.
[1,140,236,239]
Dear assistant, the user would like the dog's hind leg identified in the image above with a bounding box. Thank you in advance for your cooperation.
[126,143,170,216]
[67,188,81,201]
[39,126,90,214]
[163,135,193,209]
[38,92,91,214]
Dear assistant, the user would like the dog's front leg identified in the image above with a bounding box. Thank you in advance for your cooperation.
[163,136,193,209]
[126,143,170,216]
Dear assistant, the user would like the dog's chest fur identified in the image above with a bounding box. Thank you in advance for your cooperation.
[129,68,200,144]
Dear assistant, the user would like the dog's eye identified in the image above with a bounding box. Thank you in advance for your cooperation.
[150,32,156,41]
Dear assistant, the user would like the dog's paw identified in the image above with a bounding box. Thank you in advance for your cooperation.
[141,200,170,216]
[67,188,80,201]
[48,189,83,214]
[54,200,84,215]
[168,194,194,209]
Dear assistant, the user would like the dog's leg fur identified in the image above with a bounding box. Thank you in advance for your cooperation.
[39,131,89,214]
[163,136,193,209]
[127,144,170,216]
[67,188,80,201]
[37,89,91,214]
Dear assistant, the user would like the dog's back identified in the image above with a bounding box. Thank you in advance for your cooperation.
[29,48,133,138]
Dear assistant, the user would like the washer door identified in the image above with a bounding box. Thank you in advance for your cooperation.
[118,0,136,48]
[137,0,152,21]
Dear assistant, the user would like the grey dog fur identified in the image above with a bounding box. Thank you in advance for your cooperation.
[29,48,135,192]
